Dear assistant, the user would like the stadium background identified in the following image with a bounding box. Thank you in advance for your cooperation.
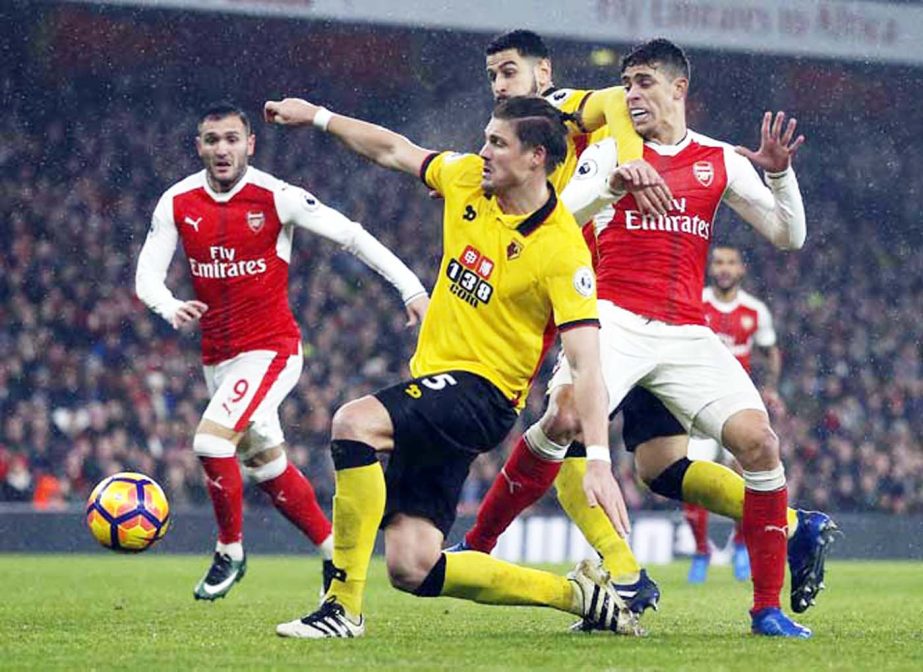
[0,0,920,559]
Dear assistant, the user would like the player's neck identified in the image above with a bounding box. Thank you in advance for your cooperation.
[712,285,739,303]
[206,168,248,194]
[496,179,550,216]
[646,116,687,146]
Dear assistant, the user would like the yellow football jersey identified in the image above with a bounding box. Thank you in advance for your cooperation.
[544,86,643,192]
[411,151,599,410]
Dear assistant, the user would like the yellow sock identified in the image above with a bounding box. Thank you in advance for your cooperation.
[442,551,577,614]
[328,463,386,617]
[681,460,799,534]
[555,457,640,582]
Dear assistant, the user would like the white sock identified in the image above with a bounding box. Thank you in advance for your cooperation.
[318,534,334,561]
[216,541,244,561]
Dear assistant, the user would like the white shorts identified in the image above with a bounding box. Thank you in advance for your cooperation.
[549,301,765,442]
[202,348,303,454]
[686,436,734,463]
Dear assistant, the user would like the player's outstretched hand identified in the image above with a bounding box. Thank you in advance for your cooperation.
[263,98,318,127]
[171,300,208,330]
[583,459,631,538]
[736,111,805,173]
[404,295,430,327]
[608,159,673,216]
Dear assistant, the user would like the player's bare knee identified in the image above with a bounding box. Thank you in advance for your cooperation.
[730,424,779,471]
[385,545,440,593]
[331,396,392,448]
[242,445,283,469]
[542,387,580,444]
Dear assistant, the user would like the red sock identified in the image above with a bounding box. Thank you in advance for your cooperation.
[683,502,710,555]
[199,456,244,544]
[465,436,561,553]
[733,521,745,546]
[258,463,332,546]
[743,486,788,613]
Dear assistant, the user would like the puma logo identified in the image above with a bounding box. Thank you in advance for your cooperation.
[500,467,522,495]
[763,524,789,538]
[184,216,203,232]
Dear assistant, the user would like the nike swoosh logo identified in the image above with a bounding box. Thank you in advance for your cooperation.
[200,569,241,595]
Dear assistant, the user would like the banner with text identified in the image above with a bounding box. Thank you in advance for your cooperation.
[60,0,923,65]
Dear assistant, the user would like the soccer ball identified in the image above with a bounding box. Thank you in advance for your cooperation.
[85,472,170,552]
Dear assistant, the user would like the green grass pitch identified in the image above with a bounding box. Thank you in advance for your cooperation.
[1,555,921,671]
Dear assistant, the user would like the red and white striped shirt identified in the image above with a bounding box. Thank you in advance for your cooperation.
[136,167,426,364]
[562,131,805,326]
[702,287,776,373]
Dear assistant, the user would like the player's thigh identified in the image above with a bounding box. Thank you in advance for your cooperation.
[331,395,395,449]
[202,349,302,434]
[646,330,765,443]
[597,301,658,416]
[374,371,517,538]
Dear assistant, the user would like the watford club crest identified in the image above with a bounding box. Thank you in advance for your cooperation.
[506,240,523,260]
[246,211,265,233]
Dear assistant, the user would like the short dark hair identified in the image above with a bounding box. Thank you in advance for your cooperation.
[492,96,569,174]
[198,102,251,134]
[620,38,690,82]
[485,29,549,59]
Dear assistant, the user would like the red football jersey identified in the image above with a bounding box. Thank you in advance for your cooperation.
[702,286,776,373]
[153,169,300,364]
[594,132,731,325]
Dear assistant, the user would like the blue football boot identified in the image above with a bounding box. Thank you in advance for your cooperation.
[732,542,751,582]
[687,553,710,584]
[613,569,661,614]
[788,510,841,613]
[751,607,812,638]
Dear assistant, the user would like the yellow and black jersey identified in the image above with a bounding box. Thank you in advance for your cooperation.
[412,151,599,410]
[543,86,643,192]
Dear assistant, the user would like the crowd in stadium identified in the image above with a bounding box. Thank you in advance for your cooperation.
[1,13,919,518]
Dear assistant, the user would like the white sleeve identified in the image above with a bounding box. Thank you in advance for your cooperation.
[135,194,184,326]
[561,137,623,225]
[722,149,806,250]
[275,184,427,304]
[754,299,777,348]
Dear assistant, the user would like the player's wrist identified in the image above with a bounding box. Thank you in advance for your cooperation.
[585,444,611,464]
[313,106,334,132]
[402,289,428,306]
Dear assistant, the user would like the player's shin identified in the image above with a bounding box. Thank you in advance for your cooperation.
[742,466,788,613]
[327,439,386,618]
[417,551,576,614]
[464,425,565,552]
[556,443,641,582]
[652,458,799,535]
[251,453,332,547]
[195,434,244,556]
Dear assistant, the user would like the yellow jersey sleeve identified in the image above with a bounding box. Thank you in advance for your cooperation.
[543,232,599,330]
[420,151,482,196]
[580,86,644,165]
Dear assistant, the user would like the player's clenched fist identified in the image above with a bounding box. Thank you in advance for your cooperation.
[171,300,208,330]
[263,98,318,126]
[607,159,673,216]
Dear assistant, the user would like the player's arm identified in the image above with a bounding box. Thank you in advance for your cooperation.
[264,98,432,177]
[560,325,630,538]
[579,86,645,165]
[562,138,672,220]
[726,111,806,250]
[754,299,782,395]
[276,186,429,325]
[134,197,207,329]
